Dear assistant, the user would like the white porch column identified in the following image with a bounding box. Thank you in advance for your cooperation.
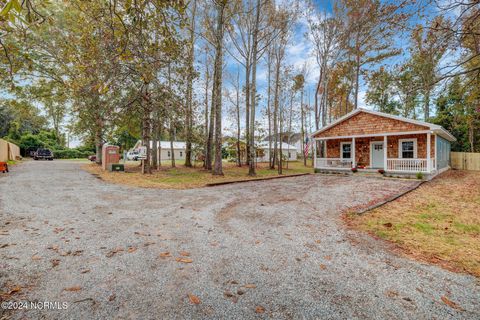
[427,132,431,172]
[352,137,356,168]
[434,134,438,171]
[384,135,388,171]
[313,139,317,169]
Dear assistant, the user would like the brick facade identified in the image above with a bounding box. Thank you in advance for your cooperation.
[314,111,429,138]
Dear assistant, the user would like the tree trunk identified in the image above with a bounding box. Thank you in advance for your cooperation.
[206,58,216,171]
[267,51,273,169]
[94,115,103,165]
[212,0,226,176]
[244,61,251,166]
[273,58,281,172]
[424,90,430,121]
[248,0,261,177]
[204,52,210,169]
[170,121,176,168]
[151,112,158,170]
[354,53,360,110]
[301,89,306,166]
[236,69,242,167]
[185,0,197,167]
[141,83,152,175]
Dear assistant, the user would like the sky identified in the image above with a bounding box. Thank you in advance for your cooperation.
[12,0,452,148]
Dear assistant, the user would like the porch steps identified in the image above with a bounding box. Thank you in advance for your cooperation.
[353,171,384,178]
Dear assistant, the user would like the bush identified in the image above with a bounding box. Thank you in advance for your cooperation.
[52,149,92,159]
[416,172,424,180]
[378,169,385,174]
[351,167,358,173]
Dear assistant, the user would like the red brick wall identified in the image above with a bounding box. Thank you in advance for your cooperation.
[324,134,435,167]
[314,111,429,138]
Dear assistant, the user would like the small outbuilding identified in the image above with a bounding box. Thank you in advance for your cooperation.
[256,141,298,162]
[311,108,456,179]
[132,140,187,161]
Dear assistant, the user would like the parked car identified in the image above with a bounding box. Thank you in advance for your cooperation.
[34,148,54,160]
[126,150,146,161]
[88,155,97,162]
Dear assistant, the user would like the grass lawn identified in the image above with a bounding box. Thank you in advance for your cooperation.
[346,170,480,277]
[84,160,313,189]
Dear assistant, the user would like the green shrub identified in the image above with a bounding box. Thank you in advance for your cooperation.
[416,172,424,180]
[52,149,92,159]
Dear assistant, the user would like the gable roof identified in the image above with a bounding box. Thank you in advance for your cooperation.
[311,108,456,142]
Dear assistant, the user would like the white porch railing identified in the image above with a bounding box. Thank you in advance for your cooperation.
[315,158,436,173]
[387,158,435,173]
[316,158,352,169]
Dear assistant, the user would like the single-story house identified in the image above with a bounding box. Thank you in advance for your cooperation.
[132,140,187,161]
[256,141,298,162]
[311,108,455,179]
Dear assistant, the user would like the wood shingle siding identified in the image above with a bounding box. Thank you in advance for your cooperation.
[314,112,429,138]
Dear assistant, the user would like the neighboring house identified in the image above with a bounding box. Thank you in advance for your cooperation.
[256,141,298,162]
[311,108,455,179]
[263,132,305,154]
[132,140,187,161]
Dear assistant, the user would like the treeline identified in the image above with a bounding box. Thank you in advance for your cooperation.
[0,0,478,174]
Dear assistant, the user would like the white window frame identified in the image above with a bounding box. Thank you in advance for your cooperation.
[398,138,418,159]
[340,142,352,159]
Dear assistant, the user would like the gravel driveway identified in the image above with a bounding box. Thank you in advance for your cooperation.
[1,161,478,319]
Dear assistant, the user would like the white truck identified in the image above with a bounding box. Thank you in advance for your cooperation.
[126,146,147,161]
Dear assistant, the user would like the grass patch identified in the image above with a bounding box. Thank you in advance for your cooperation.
[346,170,480,277]
[83,160,312,189]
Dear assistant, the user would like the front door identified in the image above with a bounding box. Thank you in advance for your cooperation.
[371,142,384,168]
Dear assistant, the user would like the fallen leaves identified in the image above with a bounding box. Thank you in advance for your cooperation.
[188,294,201,305]
[51,259,60,267]
[106,247,124,258]
[319,264,327,270]
[8,286,21,295]
[243,284,256,289]
[127,247,137,253]
[176,257,193,263]
[53,227,65,234]
[80,269,90,274]
[441,296,464,311]
[47,245,59,251]
[179,251,190,256]
[159,252,171,257]
[255,306,265,314]
[64,286,82,292]
[31,255,42,261]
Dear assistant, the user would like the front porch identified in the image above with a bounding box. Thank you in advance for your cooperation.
[313,132,437,176]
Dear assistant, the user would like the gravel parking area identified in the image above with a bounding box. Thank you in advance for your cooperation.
[1,161,479,319]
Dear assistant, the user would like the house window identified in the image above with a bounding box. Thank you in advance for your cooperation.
[180,151,183,157]
[399,139,417,159]
[167,151,171,158]
[340,142,351,159]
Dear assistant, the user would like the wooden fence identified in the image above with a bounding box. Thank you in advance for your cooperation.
[451,152,480,171]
